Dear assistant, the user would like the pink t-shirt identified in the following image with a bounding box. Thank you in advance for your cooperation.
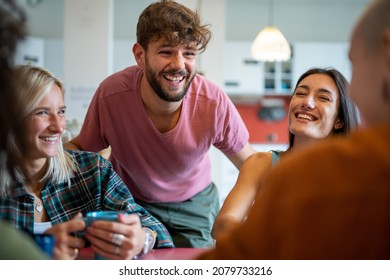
[78,66,249,202]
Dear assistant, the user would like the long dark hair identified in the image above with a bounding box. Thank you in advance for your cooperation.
[284,67,360,153]
[0,0,26,194]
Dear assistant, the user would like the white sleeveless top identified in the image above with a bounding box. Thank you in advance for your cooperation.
[34,222,52,234]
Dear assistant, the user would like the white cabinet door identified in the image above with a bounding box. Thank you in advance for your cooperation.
[223,41,294,95]
[292,42,351,84]
[223,41,350,96]
[223,41,263,95]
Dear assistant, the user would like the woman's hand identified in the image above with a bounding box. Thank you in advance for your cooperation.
[85,213,146,260]
[45,212,86,260]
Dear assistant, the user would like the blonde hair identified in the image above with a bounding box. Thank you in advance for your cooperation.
[1,65,78,196]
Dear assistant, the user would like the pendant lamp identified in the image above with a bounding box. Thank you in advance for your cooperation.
[251,0,291,62]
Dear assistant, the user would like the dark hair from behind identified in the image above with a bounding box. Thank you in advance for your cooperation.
[285,67,360,153]
[136,0,211,53]
[0,0,27,183]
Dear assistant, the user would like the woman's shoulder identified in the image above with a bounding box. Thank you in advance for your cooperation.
[243,151,273,170]
[248,151,273,162]
[65,150,116,181]
[66,149,107,164]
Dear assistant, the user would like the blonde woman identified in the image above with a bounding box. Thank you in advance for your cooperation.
[0,65,173,259]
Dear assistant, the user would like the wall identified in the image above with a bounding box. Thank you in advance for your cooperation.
[293,42,351,82]
[235,98,290,144]
[19,0,370,42]
[226,0,369,42]
[14,36,45,66]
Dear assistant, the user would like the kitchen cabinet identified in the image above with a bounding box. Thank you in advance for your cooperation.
[263,60,293,94]
[223,41,293,96]
[223,41,351,97]
[292,42,351,82]
[223,41,263,95]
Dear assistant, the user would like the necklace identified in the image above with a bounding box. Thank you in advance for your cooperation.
[35,202,43,213]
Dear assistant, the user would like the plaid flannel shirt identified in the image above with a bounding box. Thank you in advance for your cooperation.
[0,150,174,249]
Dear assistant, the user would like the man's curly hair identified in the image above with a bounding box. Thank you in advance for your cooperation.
[136,0,211,53]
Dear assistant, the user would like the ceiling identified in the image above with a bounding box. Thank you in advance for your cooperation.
[18,0,371,42]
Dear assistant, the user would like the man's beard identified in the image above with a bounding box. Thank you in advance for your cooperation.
[145,61,195,102]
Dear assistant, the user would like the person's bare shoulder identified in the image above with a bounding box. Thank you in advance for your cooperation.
[243,151,273,169]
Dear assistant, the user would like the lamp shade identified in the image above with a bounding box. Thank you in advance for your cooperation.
[251,26,291,62]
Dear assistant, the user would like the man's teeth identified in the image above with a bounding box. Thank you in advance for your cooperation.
[297,113,314,121]
[165,75,183,82]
